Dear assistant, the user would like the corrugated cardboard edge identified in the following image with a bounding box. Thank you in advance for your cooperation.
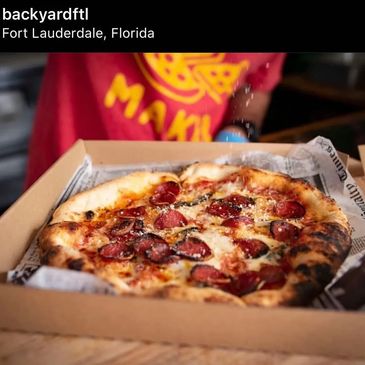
[1,284,365,359]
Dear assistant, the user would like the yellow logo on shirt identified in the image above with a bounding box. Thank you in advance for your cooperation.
[135,53,249,104]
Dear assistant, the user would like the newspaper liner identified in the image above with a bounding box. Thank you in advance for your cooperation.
[8,137,365,310]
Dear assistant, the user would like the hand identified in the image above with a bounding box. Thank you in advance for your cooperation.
[214,125,249,143]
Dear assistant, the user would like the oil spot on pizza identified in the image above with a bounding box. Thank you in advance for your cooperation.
[85,210,95,220]
[67,258,84,271]
[313,263,333,286]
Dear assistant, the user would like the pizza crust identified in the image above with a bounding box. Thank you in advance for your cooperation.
[145,285,245,306]
[180,163,241,184]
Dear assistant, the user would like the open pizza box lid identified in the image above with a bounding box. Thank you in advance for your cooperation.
[1,140,365,359]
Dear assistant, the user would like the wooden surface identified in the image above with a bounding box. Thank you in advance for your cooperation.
[0,330,363,365]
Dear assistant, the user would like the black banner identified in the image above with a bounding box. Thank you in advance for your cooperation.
[0,2,363,52]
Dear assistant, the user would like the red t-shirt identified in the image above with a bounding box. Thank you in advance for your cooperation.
[25,53,285,187]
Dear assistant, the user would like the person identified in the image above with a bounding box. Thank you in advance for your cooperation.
[25,53,286,188]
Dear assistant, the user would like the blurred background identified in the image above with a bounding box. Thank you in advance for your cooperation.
[1,53,365,214]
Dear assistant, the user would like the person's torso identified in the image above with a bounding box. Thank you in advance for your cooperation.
[57,53,276,142]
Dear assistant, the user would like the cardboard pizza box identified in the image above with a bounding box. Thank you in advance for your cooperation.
[0,141,365,359]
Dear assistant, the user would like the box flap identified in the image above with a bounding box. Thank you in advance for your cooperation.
[83,141,294,165]
[0,284,365,358]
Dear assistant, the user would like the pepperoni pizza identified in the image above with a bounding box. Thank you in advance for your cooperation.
[39,163,352,307]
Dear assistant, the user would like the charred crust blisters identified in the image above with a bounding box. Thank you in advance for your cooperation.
[85,210,95,220]
[67,258,84,271]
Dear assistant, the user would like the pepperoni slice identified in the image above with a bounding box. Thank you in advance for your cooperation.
[189,180,214,191]
[154,210,187,229]
[280,256,292,274]
[190,265,229,285]
[270,220,300,242]
[99,241,134,260]
[222,216,254,228]
[109,218,135,236]
[117,206,146,217]
[155,181,180,196]
[145,241,172,263]
[150,181,180,205]
[133,233,166,255]
[259,264,286,290]
[229,271,261,296]
[150,192,177,205]
[233,239,270,258]
[173,237,212,261]
[206,200,241,218]
[275,200,306,219]
[225,195,254,208]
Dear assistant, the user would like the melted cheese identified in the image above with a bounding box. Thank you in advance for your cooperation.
[167,261,193,283]
[195,229,236,269]
[176,205,202,221]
